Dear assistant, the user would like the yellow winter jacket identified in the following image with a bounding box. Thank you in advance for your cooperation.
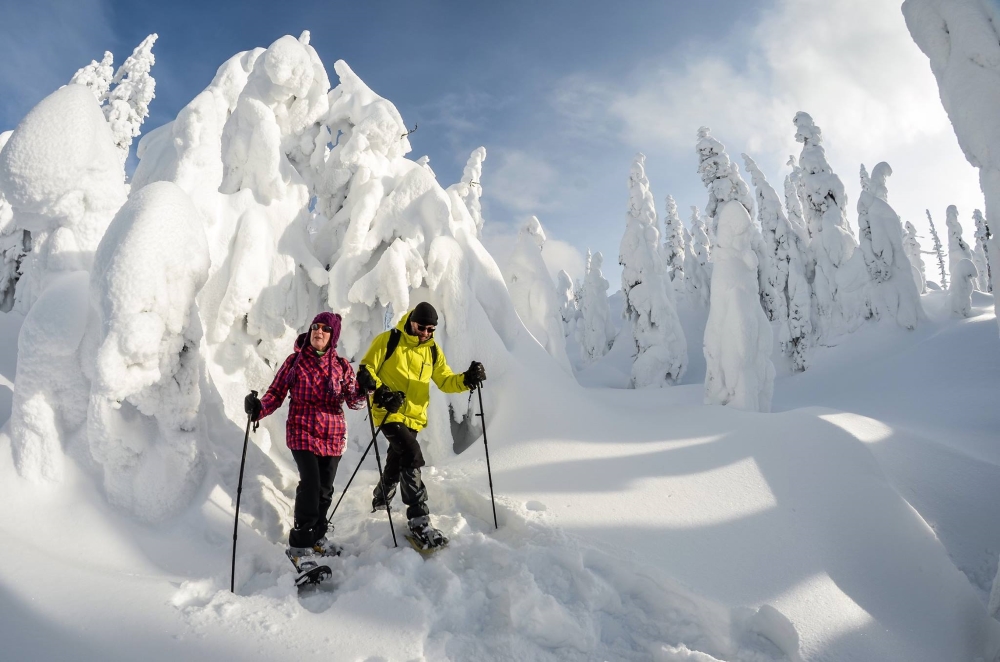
[360,311,468,431]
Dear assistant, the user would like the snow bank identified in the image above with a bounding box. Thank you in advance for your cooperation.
[703,200,775,412]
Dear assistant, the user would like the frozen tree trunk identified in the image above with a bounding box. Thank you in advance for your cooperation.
[620,153,686,387]
[926,210,948,288]
[950,258,978,317]
[704,200,775,412]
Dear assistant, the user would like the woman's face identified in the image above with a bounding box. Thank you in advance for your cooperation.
[310,323,332,352]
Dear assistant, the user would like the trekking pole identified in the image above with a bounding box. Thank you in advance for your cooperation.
[367,398,398,547]
[327,406,392,524]
[231,391,257,594]
[475,385,498,529]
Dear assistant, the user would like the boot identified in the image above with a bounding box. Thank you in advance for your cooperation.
[286,546,320,573]
[407,516,448,549]
[312,535,343,557]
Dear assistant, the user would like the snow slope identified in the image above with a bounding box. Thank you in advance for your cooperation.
[2,288,999,661]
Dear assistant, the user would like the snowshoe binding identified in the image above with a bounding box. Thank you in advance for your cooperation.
[286,547,332,589]
[312,535,343,558]
[405,517,449,555]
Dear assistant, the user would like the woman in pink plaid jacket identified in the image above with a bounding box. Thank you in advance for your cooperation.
[245,312,368,560]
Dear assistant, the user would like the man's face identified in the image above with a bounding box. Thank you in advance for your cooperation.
[410,319,435,342]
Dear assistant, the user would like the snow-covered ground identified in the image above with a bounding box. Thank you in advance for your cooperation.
[1,287,998,661]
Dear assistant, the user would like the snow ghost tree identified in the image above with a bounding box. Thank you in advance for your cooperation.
[620,153,686,387]
[903,221,927,294]
[971,209,991,292]
[950,258,978,317]
[743,154,813,371]
[0,84,127,314]
[555,269,579,338]
[662,195,686,286]
[685,206,712,305]
[794,112,868,337]
[503,216,573,373]
[856,163,921,329]
[945,205,975,289]
[576,250,616,363]
[696,128,780,321]
[87,182,210,521]
[904,0,1000,331]
[784,157,809,240]
[703,200,775,412]
[0,130,24,311]
[447,147,486,237]
[71,34,158,166]
[926,210,948,288]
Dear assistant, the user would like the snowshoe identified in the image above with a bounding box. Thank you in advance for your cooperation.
[405,517,449,555]
[312,536,343,558]
[286,547,332,589]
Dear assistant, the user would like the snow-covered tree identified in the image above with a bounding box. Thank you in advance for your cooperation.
[555,269,579,338]
[504,216,573,373]
[794,112,868,337]
[696,127,780,321]
[904,0,1000,330]
[950,258,978,317]
[685,205,712,305]
[926,209,948,288]
[903,221,927,294]
[971,209,991,292]
[448,147,486,236]
[945,205,975,290]
[70,51,114,101]
[576,250,615,363]
[704,200,775,412]
[856,163,921,329]
[784,157,809,239]
[662,195,685,286]
[620,153,686,387]
[743,153,813,371]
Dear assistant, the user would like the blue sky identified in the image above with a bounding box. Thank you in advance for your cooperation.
[0,0,984,285]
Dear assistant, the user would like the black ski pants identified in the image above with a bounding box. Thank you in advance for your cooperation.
[289,450,341,549]
[374,423,429,522]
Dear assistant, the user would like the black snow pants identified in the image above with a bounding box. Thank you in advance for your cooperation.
[373,423,429,521]
[289,450,341,548]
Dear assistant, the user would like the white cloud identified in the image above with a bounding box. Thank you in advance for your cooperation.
[487,148,563,214]
[550,0,984,266]
[482,221,586,285]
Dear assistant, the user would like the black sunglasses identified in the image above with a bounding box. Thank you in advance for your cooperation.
[311,323,333,333]
[413,322,436,333]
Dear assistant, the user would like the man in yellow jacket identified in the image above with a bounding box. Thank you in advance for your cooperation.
[357,302,486,548]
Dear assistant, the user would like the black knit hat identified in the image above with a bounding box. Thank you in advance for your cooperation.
[409,302,438,326]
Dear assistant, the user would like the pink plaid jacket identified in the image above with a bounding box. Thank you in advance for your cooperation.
[260,335,366,456]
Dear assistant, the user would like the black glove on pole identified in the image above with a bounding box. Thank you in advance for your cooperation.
[367,398,398,547]
[475,384,498,529]
[464,361,486,390]
[231,390,257,594]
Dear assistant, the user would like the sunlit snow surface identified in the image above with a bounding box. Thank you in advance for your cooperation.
[1,289,999,661]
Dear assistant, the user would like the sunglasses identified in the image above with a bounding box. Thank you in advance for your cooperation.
[413,322,436,333]
[311,323,333,333]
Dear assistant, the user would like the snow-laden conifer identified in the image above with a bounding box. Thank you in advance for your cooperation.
[106,35,157,165]
[662,195,686,286]
[794,112,868,336]
[945,205,975,289]
[70,51,114,102]
[743,153,813,371]
[576,250,615,363]
[856,163,921,329]
[704,200,775,412]
[950,258,978,317]
[448,147,486,237]
[971,209,991,292]
[903,221,927,294]
[620,153,686,387]
[685,206,712,305]
[555,269,579,338]
[504,216,573,373]
[696,128,780,320]
[784,157,809,240]
[926,209,948,288]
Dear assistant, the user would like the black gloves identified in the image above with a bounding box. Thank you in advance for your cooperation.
[463,361,486,390]
[373,386,405,413]
[244,391,262,421]
[357,365,377,394]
